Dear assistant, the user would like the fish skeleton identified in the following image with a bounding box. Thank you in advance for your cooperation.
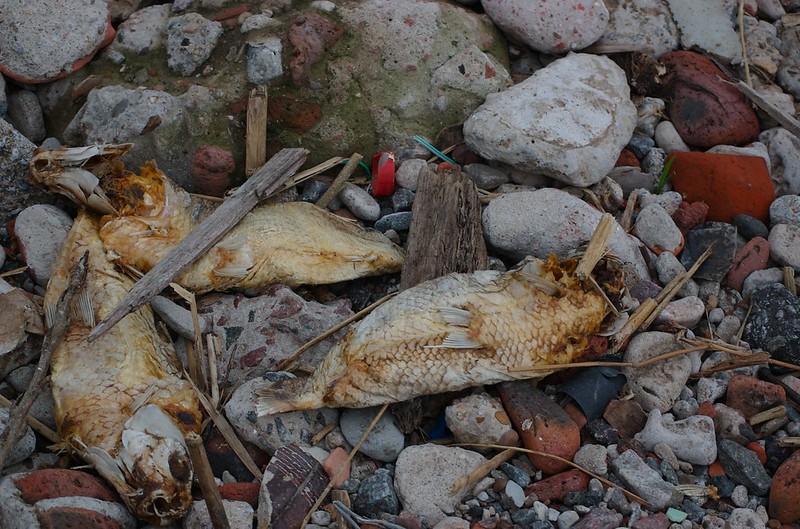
[30,144,405,294]
[45,212,202,526]
[257,255,622,414]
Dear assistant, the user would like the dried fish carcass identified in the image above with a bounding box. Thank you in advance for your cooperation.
[45,212,202,526]
[31,145,405,294]
[257,255,623,414]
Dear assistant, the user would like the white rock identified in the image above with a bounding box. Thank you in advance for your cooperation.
[635,409,717,465]
[394,445,487,525]
[725,508,766,529]
[741,267,784,299]
[558,510,580,529]
[634,203,683,255]
[183,499,253,529]
[166,13,223,76]
[339,183,380,221]
[590,0,679,58]
[481,188,649,281]
[769,223,800,271]
[445,392,516,446]
[14,204,73,287]
[666,0,742,63]
[654,296,705,328]
[464,53,636,187]
[505,480,525,508]
[340,407,405,463]
[246,37,283,84]
[624,331,693,412]
[655,121,690,153]
[431,45,512,97]
[573,444,608,477]
[696,376,729,403]
[769,194,800,227]
[433,517,470,529]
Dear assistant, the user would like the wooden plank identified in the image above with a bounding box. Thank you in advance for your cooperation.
[399,164,487,290]
[88,148,308,341]
[245,86,269,176]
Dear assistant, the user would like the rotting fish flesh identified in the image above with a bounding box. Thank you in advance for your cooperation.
[45,211,202,526]
[257,255,624,414]
[30,145,405,294]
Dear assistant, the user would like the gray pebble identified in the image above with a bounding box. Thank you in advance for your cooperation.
[718,439,771,496]
[166,13,223,76]
[246,38,283,84]
[463,163,509,190]
[636,409,717,465]
[301,179,329,202]
[639,190,682,215]
[557,510,580,529]
[6,90,46,143]
[641,147,667,175]
[391,188,415,212]
[610,449,682,510]
[716,315,741,344]
[241,14,277,33]
[733,214,770,240]
[310,510,331,526]
[654,121,690,153]
[742,267,784,299]
[635,204,683,254]
[654,251,699,298]
[0,408,36,467]
[769,223,800,270]
[14,204,73,286]
[696,376,728,403]
[636,97,665,137]
[339,183,380,221]
[628,132,655,159]
[374,212,412,232]
[340,407,405,462]
[708,307,725,324]
[726,508,766,529]
[654,296,705,328]
[395,158,428,191]
[608,166,657,196]
[730,485,749,508]
[572,444,607,477]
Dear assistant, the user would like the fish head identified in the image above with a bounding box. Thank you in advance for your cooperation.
[117,404,194,526]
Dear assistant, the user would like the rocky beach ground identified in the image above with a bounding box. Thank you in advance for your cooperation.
[1,0,800,528]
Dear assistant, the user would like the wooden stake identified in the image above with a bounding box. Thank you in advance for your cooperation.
[0,252,87,469]
[315,154,363,209]
[245,86,268,177]
[88,148,308,341]
[187,432,230,529]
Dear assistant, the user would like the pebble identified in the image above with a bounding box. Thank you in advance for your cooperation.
[768,223,800,270]
[463,164,509,190]
[391,188,415,212]
[733,213,770,240]
[741,267,784,299]
[394,445,487,525]
[558,510,580,529]
[572,505,623,529]
[14,205,73,287]
[603,399,647,439]
[374,212,412,232]
[640,190,683,216]
[669,152,774,224]
[641,147,668,176]
[725,374,786,418]
[660,52,759,148]
[338,183,381,221]
[655,121,690,153]
[481,0,609,53]
[481,188,648,281]
[506,480,526,508]
[0,409,36,467]
[5,366,56,429]
[718,439,772,496]
[110,4,171,54]
[6,90,45,144]
[224,378,339,454]
[611,449,683,511]
[395,158,428,191]
[636,97,666,138]
[623,332,694,413]
[665,0,741,63]
[654,296,705,328]
[184,499,254,528]
[769,449,800,523]
[759,127,800,195]
[589,177,624,212]
[190,145,234,196]
[726,508,766,529]
[635,204,684,255]
[500,461,531,488]
[434,517,470,529]
[716,315,742,344]
[166,13,224,76]
[731,485,750,508]
[635,409,717,465]
[672,201,710,234]
[572,444,608,477]
[340,407,405,463]
[445,392,517,446]
[464,53,636,187]
[744,284,800,366]
[0,288,41,378]
[246,37,284,84]
[498,381,580,475]
[628,133,655,159]
[680,222,738,282]
[769,195,800,227]
[0,0,113,83]
[527,470,590,503]
[353,468,400,518]
[723,237,770,292]
[654,252,699,298]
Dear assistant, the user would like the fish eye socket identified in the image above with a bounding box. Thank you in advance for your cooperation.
[168,452,192,482]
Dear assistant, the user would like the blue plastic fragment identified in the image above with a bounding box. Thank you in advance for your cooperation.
[427,410,449,439]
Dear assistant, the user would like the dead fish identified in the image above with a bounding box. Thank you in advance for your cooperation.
[257,255,621,414]
[45,212,202,526]
[31,145,405,294]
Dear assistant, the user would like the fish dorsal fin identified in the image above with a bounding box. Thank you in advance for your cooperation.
[440,306,472,327]
[425,330,482,350]
[44,302,56,329]
[77,289,95,326]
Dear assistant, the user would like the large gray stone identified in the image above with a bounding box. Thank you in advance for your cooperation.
[481,188,649,281]
[591,0,679,58]
[464,53,636,187]
[109,4,171,55]
[166,13,223,76]
[0,119,51,222]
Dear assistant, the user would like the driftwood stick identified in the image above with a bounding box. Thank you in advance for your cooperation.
[89,148,308,341]
[315,154,363,209]
[245,86,269,177]
[0,252,88,469]
[187,432,230,529]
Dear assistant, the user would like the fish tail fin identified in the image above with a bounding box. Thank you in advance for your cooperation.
[255,381,321,416]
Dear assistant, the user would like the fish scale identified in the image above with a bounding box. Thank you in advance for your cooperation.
[257,257,612,415]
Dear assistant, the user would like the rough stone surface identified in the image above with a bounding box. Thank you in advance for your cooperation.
[725,374,786,418]
[635,204,684,255]
[743,284,800,366]
[431,45,513,97]
[759,127,800,195]
[14,205,74,287]
[394,445,487,525]
[0,119,51,222]
[653,296,705,328]
[769,449,800,523]
[593,0,678,58]
[166,13,223,76]
[665,0,741,63]
[0,288,41,379]
[770,194,800,227]
[611,449,683,511]
[109,4,171,54]
[742,267,783,299]
[190,145,235,197]
[464,53,637,187]
[184,499,254,529]
[340,407,405,463]
[0,409,36,468]
[769,223,800,270]
[445,392,517,446]
[0,0,113,83]
[717,439,772,496]
[482,0,609,53]
[481,188,648,280]
[224,377,339,454]
[680,222,739,282]
[352,468,399,518]
[623,332,693,413]
[659,52,759,148]
[6,90,46,143]
[723,237,770,292]
[635,409,717,465]
[246,37,283,84]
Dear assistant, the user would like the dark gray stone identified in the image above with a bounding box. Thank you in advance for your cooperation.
[680,222,738,281]
[391,188,415,212]
[572,506,623,529]
[733,214,769,240]
[627,132,655,159]
[717,439,771,496]
[743,283,800,366]
[300,180,329,202]
[352,468,399,518]
[500,462,531,488]
[463,163,510,190]
[0,119,52,222]
[374,211,412,232]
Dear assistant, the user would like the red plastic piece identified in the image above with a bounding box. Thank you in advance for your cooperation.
[370,151,396,197]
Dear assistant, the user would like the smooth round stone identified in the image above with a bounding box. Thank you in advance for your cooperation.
[655,121,690,153]
[463,163,509,190]
[654,296,705,328]
[339,183,381,221]
[623,332,693,413]
[733,214,770,240]
[374,211,412,232]
[395,158,428,191]
[6,90,46,143]
[634,204,684,255]
[14,205,74,287]
[340,407,405,462]
[769,194,800,228]
[768,223,800,270]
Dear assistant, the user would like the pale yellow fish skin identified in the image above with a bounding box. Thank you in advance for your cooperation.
[258,258,608,414]
[95,163,404,294]
[45,212,201,526]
